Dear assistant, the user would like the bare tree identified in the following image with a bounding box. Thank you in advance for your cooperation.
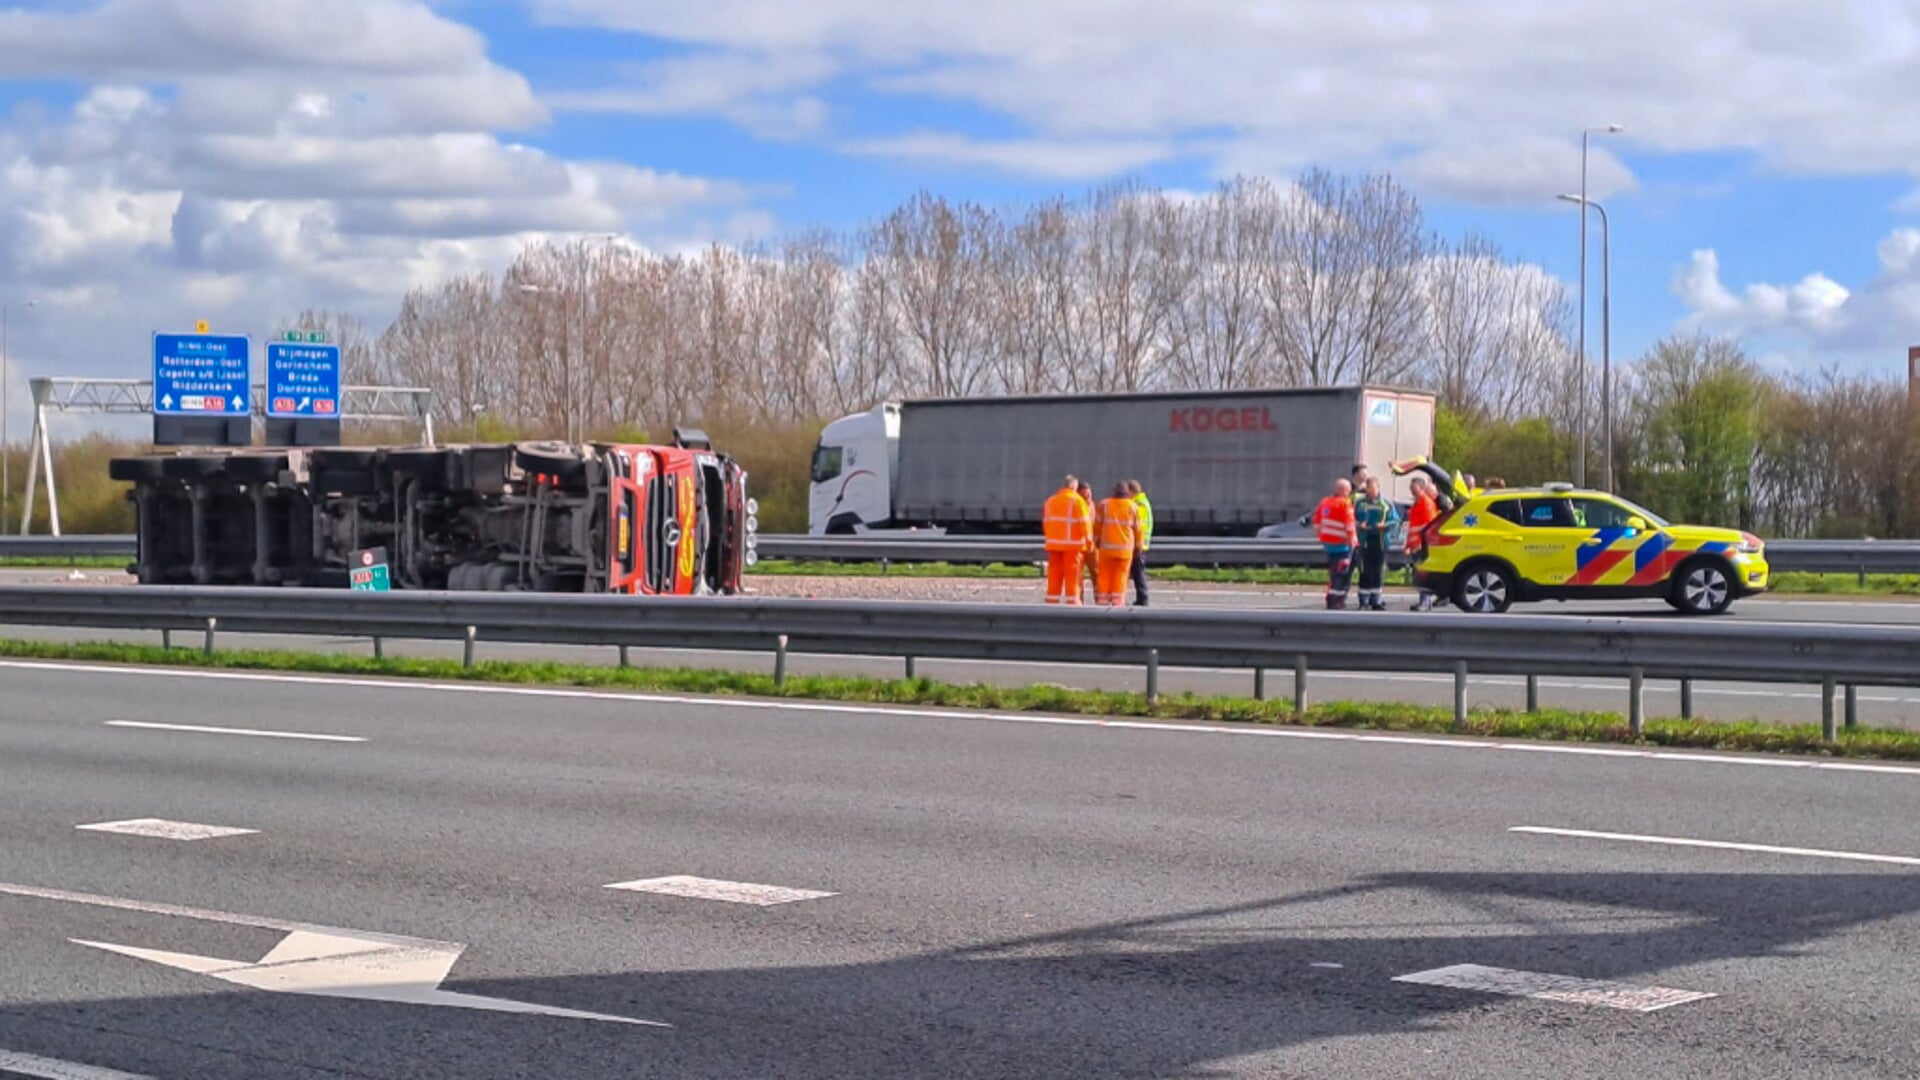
[871,192,998,398]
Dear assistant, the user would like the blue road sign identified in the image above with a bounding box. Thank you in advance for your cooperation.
[267,341,342,419]
[153,333,251,416]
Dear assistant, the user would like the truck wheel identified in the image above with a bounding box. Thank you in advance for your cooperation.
[825,512,861,535]
[223,453,289,483]
[1452,562,1514,614]
[159,455,226,481]
[108,456,167,483]
[514,442,588,484]
[1668,558,1734,615]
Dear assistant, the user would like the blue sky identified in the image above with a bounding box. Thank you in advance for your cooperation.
[2,0,1920,427]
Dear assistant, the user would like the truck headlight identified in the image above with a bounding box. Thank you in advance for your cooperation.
[746,498,759,516]
[746,514,759,534]
[745,549,759,567]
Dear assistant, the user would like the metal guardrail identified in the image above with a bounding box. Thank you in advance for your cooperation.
[755,534,1920,575]
[0,585,1906,741]
[0,535,137,559]
[5,534,1920,576]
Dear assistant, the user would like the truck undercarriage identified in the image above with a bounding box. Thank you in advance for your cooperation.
[109,436,755,594]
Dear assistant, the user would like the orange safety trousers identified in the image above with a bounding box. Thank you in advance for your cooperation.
[1095,553,1133,607]
[1046,550,1085,605]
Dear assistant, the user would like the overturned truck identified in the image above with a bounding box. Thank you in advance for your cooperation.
[109,433,757,593]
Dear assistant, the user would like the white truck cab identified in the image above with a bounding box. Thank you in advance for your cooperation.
[808,404,900,534]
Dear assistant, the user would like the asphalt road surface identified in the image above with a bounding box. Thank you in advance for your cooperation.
[1,659,1918,1078]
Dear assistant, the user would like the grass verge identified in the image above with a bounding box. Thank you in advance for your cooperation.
[0,556,130,569]
[2,635,1913,762]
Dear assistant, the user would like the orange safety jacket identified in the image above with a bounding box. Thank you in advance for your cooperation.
[1042,488,1091,551]
[1313,496,1357,548]
[1096,497,1140,555]
[1405,493,1438,552]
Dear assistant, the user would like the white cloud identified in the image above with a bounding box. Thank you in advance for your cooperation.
[1673,248,1857,342]
[532,0,1920,200]
[548,50,834,138]
[0,0,765,428]
[842,132,1175,179]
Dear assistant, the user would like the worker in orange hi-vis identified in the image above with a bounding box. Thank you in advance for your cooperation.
[1077,480,1097,603]
[1041,475,1093,605]
[1093,482,1142,607]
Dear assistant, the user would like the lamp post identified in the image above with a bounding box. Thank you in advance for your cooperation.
[470,402,487,442]
[515,282,571,442]
[1575,123,1624,487]
[1,299,36,535]
[1560,194,1612,491]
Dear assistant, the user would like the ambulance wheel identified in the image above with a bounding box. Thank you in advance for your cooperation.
[1668,558,1734,616]
[1451,562,1514,614]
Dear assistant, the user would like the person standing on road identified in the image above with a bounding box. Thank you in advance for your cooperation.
[1312,479,1358,610]
[1041,475,1092,605]
[1354,476,1397,612]
[1126,479,1153,607]
[1093,482,1142,607]
[1404,475,1441,611]
[1077,480,1097,603]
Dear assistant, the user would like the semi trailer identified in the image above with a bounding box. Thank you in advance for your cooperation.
[110,433,757,593]
[808,386,1436,536]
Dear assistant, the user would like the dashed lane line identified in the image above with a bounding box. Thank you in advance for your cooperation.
[76,818,258,841]
[1511,826,1920,867]
[105,720,364,743]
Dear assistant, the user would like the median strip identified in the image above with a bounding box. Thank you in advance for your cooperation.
[4,637,1920,761]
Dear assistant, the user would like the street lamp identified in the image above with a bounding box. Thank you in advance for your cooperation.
[1560,194,1612,491]
[1575,123,1624,488]
[1,298,37,536]
[515,282,573,442]
[470,402,487,442]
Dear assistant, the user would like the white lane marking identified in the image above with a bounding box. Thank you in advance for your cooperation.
[76,818,257,842]
[0,879,664,1027]
[1393,963,1715,1012]
[0,1048,156,1080]
[1511,826,1920,867]
[5,659,1918,778]
[606,875,836,906]
[105,720,364,743]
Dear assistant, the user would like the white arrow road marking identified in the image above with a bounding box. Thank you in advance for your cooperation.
[0,1047,155,1079]
[77,819,256,841]
[0,880,665,1028]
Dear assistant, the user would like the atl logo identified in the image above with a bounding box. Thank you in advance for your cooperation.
[1169,406,1279,433]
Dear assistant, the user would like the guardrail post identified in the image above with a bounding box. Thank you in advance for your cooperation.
[1821,676,1837,743]
[1680,678,1693,721]
[1858,566,1868,588]
[1525,674,1539,714]
[1253,668,1266,702]
[463,626,477,669]
[1628,668,1644,737]
[904,655,917,680]
[1293,655,1308,716]
[1145,649,1160,706]
[1452,661,1468,730]
[373,636,384,661]
[1845,684,1859,730]
[618,644,630,669]
[774,635,789,688]
[202,617,217,657]
[161,628,172,650]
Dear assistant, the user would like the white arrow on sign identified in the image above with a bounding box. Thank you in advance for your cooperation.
[159,394,173,409]
[231,395,246,410]
[0,879,664,1028]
